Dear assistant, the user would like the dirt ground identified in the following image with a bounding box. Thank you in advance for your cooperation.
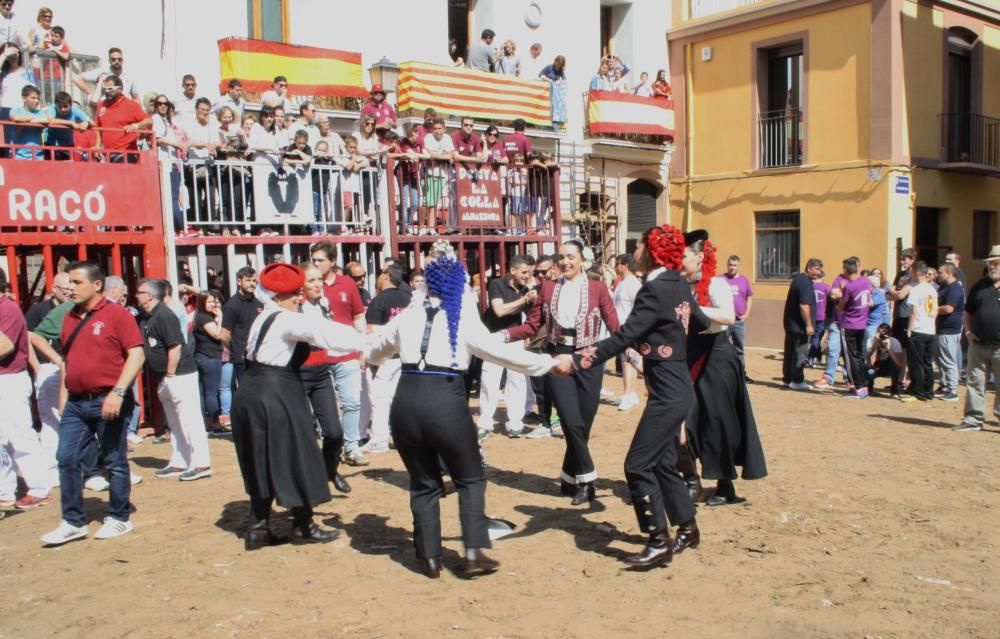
[1,349,998,639]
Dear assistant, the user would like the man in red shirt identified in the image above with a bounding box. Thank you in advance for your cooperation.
[452,116,482,162]
[359,84,397,142]
[40,261,145,546]
[95,74,150,163]
[0,277,54,511]
[310,242,368,466]
[502,118,532,162]
[416,108,436,143]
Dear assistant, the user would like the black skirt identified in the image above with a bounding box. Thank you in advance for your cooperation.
[687,331,767,481]
[231,364,332,508]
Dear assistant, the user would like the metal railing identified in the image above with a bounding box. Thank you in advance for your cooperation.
[759,108,804,169]
[689,0,768,20]
[29,50,101,107]
[939,112,1000,168]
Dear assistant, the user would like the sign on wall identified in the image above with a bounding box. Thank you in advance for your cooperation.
[252,158,314,225]
[455,166,504,227]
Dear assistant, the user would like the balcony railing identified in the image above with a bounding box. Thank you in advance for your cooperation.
[30,50,101,108]
[939,112,1000,169]
[689,0,768,20]
[759,108,804,169]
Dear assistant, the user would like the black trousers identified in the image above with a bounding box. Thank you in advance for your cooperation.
[626,360,696,531]
[300,364,342,479]
[907,332,936,400]
[842,328,867,389]
[390,372,489,559]
[547,357,604,484]
[782,331,809,384]
[250,495,311,522]
[527,347,553,421]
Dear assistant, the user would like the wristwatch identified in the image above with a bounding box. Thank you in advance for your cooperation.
[111,386,127,397]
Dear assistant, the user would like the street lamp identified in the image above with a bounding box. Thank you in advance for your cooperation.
[368,57,400,95]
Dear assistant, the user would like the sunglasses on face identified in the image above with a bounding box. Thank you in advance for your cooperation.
[155,101,169,106]
[110,57,123,62]
[533,270,546,276]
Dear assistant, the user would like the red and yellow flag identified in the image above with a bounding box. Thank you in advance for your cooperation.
[217,38,366,98]
[397,61,551,127]
[587,90,675,138]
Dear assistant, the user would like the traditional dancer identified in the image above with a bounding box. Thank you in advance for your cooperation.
[574,225,710,569]
[503,240,619,505]
[231,263,365,550]
[681,232,767,507]
[366,255,572,578]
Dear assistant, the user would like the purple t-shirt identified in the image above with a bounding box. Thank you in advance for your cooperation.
[813,280,830,323]
[840,276,873,330]
[723,273,752,318]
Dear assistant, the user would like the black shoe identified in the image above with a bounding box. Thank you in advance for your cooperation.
[461,548,499,575]
[744,374,754,384]
[686,475,706,503]
[669,519,700,555]
[244,520,286,551]
[560,479,576,496]
[290,520,340,544]
[706,479,745,507]
[332,474,352,494]
[571,482,595,505]
[418,556,442,579]
[623,530,673,569]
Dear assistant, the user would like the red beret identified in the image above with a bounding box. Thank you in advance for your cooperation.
[370,84,384,95]
[259,262,305,295]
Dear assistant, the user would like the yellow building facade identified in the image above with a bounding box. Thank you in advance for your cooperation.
[668,0,1000,346]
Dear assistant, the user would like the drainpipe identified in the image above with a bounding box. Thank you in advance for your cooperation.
[684,42,694,232]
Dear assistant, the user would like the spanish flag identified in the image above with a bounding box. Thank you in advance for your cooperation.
[217,38,367,98]
[587,91,675,138]
[397,62,551,127]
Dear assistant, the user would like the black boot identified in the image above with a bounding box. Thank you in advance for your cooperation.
[245,518,285,551]
[418,556,442,579]
[332,473,352,494]
[623,530,673,569]
[290,508,340,544]
[706,479,742,507]
[670,518,701,554]
[571,482,596,505]
[560,479,576,496]
[461,548,500,575]
[676,444,705,503]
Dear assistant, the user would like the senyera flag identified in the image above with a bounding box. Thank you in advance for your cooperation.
[217,37,366,98]
[398,61,552,127]
[587,90,675,138]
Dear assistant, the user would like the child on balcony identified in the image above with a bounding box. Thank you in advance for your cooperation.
[389,124,428,235]
[507,152,528,235]
[338,135,370,234]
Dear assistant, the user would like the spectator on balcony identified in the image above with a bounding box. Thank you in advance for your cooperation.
[33,24,67,100]
[522,43,544,80]
[150,95,187,234]
[355,115,384,158]
[652,69,671,100]
[249,105,282,155]
[43,90,89,161]
[391,124,427,235]
[502,118,532,162]
[273,105,292,147]
[468,29,496,72]
[589,60,614,92]
[75,47,140,106]
[481,125,507,165]
[452,116,481,162]
[287,100,319,146]
[95,74,150,163]
[360,84,397,141]
[173,74,199,127]
[339,135,370,229]
[540,55,566,82]
[1,44,33,110]
[632,72,653,97]
[507,152,528,233]
[9,83,44,159]
[280,129,312,174]
[448,38,464,67]
[605,54,630,81]
[213,79,245,118]
[216,105,249,235]
[260,75,292,112]
[25,6,51,57]
[417,107,436,142]
[496,40,521,76]
[316,116,346,157]
[423,118,456,233]
[310,139,337,236]
[0,0,23,50]
[184,97,220,229]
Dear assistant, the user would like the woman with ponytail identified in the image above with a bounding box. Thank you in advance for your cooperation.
[366,255,572,579]
[679,231,767,508]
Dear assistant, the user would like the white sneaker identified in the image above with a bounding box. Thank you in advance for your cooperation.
[130,472,143,486]
[599,388,614,398]
[788,381,813,391]
[84,475,110,492]
[126,433,144,445]
[40,520,89,546]
[617,393,640,411]
[94,517,134,540]
[525,426,552,439]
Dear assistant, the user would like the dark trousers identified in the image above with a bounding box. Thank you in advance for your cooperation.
[250,495,311,522]
[57,393,135,527]
[782,331,810,384]
[195,352,222,420]
[547,359,604,483]
[626,361,696,531]
[300,364,342,479]
[390,372,489,559]
[842,328,867,389]
[233,362,247,388]
[867,359,900,393]
[809,321,826,362]
[907,332,936,399]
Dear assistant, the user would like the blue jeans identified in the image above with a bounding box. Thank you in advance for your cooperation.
[312,190,329,234]
[170,166,184,231]
[730,319,747,367]
[823,322,843,383]
[331,360,362,452]
[219,362,234,417]
[401,184,419,229]
[809,320,826,362]
[195,353,222,420]
[57,394,134,526]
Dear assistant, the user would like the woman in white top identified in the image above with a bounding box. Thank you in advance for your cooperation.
[366,254,572,578]
[496,40,520,76]
[150,95,187,234]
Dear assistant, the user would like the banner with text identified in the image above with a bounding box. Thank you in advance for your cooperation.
[455,166,504,227]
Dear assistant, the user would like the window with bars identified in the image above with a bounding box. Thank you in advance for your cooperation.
[973,210,996,259]
[755,211,800,281]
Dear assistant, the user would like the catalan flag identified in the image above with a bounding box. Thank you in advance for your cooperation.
[397,62,552,127]
[587,91,675,138]
[217,38,366,98]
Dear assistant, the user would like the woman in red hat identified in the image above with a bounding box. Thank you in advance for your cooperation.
[231,262,365,550]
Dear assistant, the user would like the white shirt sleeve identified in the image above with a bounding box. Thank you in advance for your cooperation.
[276,311,365,355]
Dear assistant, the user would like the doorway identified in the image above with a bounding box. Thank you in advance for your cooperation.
[448,0,471,64]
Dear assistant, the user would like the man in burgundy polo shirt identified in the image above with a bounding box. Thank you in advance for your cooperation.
[502,118,532,162]
[95,74,151,163]
[40,261,145,546]
[416,108,436,142]
[310,242,368,466]
[359,84,397,142]
[0,277,54,511]
[452,116,482,162]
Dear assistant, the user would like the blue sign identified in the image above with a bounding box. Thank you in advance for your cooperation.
[895,175,910,194]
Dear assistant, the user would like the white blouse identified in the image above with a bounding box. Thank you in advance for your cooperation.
[246,307,365,367]
[701,276,736,335]
[555,276,584,328]
[367,296,555,376]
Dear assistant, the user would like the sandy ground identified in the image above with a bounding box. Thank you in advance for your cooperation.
[1,349,998,639]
